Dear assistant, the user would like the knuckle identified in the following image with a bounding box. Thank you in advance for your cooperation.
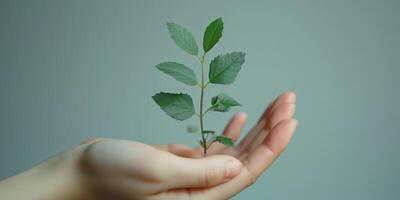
[139,153,171,183]
[150,156,171,181]
[200,168,220,186]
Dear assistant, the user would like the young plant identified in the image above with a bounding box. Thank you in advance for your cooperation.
[152,17,246,156]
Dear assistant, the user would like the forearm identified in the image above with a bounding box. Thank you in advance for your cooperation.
[0,148,92,200]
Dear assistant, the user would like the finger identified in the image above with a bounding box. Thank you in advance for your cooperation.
[205,119,298,200]
[246,119,298,178]
[206,113,248,155]
[258,91,296,122]
[236,92,295,150]
[81,137,108,145]
[202,169,253,200]
[246,103,296,153]
[265,103,296,130]
[161,155,242,190]
[153,169,252,200]
[152,144,201,158]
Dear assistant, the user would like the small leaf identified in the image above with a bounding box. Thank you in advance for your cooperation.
[209,52,246,84]
[209,93,241,112]
[152,92,195,121]
[202,130,215,134]
[203,17,224,53]
[167,22,198,56]
[216,136,234,147]
[155,62,197,86]
[186,125,199,133]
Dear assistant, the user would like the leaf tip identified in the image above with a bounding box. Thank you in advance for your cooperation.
[216,135,234,147]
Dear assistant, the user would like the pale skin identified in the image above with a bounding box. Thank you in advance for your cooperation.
[0,92,298,200]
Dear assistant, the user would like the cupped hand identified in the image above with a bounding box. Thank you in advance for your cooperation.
[77,92,298,200]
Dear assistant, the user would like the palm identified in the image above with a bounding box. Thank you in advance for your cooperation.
[156,92,298,198]
[82,92,297,199]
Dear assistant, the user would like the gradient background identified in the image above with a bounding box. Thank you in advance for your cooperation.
[1,0,399,199]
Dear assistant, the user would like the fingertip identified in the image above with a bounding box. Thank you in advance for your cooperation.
[170,155,241,188]
[265,103,296,130]
[225,159,242,179]
[81,137,107,145]
[222,112,247,137]
[283,103,296,115]
[292,119,299,133]
[289,104,296,116]
[264,118,298,154]
[281,91,297,103]
[237,112,248,121]
[284,118,298,134]
[288,118,298,130]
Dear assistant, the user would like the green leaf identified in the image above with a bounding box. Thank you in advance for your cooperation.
[155,62,197,86]
[203,17,223,53]
[216,136,234,147]
[209,52,246,84]
[167,22,198,56]
[209,93,241,112]
[202,130,215,134]
[152,92,195,121]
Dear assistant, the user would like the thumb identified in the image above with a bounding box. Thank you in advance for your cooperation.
[163,155,242,189]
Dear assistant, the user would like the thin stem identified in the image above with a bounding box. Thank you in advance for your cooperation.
[198,54,207,156]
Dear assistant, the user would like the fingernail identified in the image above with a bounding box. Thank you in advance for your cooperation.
[226,160,242,178]
[238,112,248,120]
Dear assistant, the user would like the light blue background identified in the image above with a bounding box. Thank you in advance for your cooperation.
[1,0,399,199]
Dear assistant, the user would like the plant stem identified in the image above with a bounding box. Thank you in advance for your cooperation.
[198,54,207,156]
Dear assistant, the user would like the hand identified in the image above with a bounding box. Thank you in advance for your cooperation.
[76,139,243,200]
[77,91,297,199]
[193,91,298,199]
[0,92,297,200]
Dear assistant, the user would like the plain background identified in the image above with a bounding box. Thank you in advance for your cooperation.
[1,0,399,199]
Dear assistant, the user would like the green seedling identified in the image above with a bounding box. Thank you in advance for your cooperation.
[152,17,246,156]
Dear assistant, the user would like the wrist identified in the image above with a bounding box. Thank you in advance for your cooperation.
[0,145,94,200]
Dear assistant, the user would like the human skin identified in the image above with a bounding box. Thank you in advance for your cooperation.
[0,92,297,200]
